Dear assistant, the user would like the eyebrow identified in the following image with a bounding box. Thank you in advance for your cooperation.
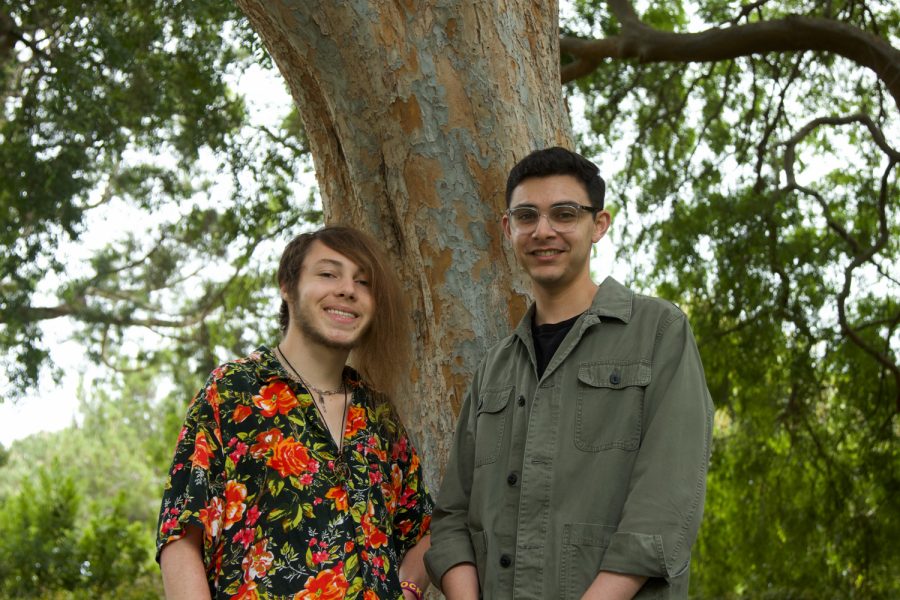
[512,201,584,208]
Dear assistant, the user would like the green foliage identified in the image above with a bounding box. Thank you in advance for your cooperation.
[567,1,900,597]
[0,366,190,598]
[0,466,82,594]
[0,0,315,398]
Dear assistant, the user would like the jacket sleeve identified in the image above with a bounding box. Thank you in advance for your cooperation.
[599,311,714,581]
[423,378,479,589]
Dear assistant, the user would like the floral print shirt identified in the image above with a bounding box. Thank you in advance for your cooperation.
[156,346,433,599]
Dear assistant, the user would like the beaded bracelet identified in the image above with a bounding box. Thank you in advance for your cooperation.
[400,580,424,600]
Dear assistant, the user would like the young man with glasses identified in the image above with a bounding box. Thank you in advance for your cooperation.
[157,226,433,599]
[426,147,713,599]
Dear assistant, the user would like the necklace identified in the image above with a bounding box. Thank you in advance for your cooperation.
[276,345,344,413]
[276,345,350,479]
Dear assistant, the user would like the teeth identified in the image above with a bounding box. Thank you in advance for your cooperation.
[534,250,560,256]
[327,309,355,318]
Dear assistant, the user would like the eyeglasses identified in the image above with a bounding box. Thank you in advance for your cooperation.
[505,203,599,234]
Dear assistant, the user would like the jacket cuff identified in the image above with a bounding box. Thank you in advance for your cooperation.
[424,535,476,589]
[600,531,677,580]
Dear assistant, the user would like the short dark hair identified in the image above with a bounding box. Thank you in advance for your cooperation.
[505,146,605,210]
[277,226,410,394]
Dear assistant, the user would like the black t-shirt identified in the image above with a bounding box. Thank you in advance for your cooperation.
[532,312,582,378]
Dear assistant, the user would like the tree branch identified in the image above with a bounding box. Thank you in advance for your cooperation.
[782,114,900,410]
[559,3,900,110]
[782,113,898,255]
[834,161,900,411]
[0,10,49,63]
[731,1,775,25]
[4,303,205,329]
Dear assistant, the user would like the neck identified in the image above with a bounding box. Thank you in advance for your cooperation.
[532,276,597,325]
[277,328,349,389]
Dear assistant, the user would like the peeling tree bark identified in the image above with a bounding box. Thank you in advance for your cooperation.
[235,0,571,489]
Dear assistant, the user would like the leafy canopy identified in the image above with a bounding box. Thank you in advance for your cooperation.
[565,1,899,596]
[0,0,315,398]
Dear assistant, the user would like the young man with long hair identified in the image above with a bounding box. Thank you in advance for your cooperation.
[157,226,433,599]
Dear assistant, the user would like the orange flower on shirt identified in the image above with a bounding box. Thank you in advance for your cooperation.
[363,591,378,600]
[207,382,221,411]
[242,539,274,581]
[292,566,349,600]
[381,464,403,515]
[325,486,348,512]
[224,480,248,530]
[252,381,298,417]
[361,500,388,549]
[233,580,259,600]
[189,431,212,470]
[344,405,367,438]
[233,404,252,423]
[267,437,319,478]
[249,428,284,459]
[199,496,224,540]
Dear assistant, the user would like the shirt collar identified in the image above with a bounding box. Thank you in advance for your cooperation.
[253,344,364,389]
[252,344,287,382]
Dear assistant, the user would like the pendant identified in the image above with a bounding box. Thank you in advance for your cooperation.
[334,458,350,482]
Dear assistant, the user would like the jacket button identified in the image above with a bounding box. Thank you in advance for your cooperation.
[517,395,525,406]
[506,472,518,486]
[499,554,512,568]
[609,372,621,385]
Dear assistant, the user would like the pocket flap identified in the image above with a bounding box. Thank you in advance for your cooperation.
[477,387,512,414]
[577,362,650,389]
[563,522,616,547]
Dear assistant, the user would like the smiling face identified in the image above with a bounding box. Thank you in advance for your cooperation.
[503,174,610,295]
[284,240,374,351]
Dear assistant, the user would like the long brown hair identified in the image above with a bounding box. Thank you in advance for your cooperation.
[277,226,411,395]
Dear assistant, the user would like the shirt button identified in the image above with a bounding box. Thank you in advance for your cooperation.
[506,472,518,486]
[517,395,525,407]
[609,372,621,385]
[499,554,512,568]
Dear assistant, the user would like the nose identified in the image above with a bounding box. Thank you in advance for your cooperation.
[530,212,557,238]
[335,275,356,298]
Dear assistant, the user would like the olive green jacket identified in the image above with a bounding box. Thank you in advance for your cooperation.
[425,278,713,599]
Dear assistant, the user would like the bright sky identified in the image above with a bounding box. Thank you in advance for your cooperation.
[0,33,626,448]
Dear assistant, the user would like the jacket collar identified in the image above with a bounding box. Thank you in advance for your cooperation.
[511,277,634,380]
[513,276,633,342]
[585,276,633,323]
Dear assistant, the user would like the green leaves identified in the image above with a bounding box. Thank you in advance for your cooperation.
[0,367,183,597]
[1,1,316,397]
[570,0,898,596]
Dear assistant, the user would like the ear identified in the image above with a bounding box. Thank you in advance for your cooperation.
[501,212,513,241]
[279,284,290,302]
[591,210,611,244]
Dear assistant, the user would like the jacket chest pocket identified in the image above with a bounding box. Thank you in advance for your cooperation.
[474,387,512,467]
[575,361,650,452]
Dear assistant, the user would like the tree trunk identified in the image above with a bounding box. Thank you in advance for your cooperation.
[235,0,571,489]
